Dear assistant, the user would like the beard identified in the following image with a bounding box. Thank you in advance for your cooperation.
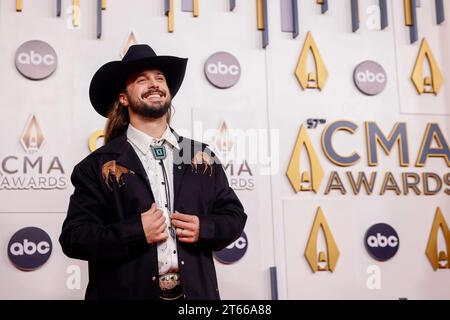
[126,89,172,119]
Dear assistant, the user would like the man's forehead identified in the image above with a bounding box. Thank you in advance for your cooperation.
[136,69,165,76]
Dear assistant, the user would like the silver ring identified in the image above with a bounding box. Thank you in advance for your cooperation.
[180,228,184,236]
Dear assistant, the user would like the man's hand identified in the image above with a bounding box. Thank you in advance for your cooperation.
[141,203,168,244]
[171,211,200,243]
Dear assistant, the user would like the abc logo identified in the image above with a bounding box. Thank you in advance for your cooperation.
[204,52,241,89]
[367,233,398,248]
[8,227,53,271]
[353,60,387,96]
[10,239,51,256]
[15,40,58,80]
[17,51,55,66]
[356,70,386,84]
[213,231,248,264]
[364,223,399,262]
[206,61,239,76]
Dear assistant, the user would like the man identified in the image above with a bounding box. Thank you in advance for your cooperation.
[59,44,247,300]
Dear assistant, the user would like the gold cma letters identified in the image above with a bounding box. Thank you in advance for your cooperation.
[286,125,324,193]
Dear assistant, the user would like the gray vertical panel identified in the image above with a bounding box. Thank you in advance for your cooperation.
[164,0,170,15]
[322,0,328,13]
[280,0,294,32]
[292,0,299,38]
[351,0,359,32]
[436,0,445,24]
[262,0,269,48]
[230,0,236,11]
[410,0,418,43]
[97,0,102,39]
[270,266,278,300]
[379,0,388,29]
[56,0,61,17]
[182,0,194,12]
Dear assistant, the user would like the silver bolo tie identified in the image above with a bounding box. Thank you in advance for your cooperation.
[150,142,176,239]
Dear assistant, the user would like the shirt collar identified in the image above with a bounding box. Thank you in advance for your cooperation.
[126,124,180,156]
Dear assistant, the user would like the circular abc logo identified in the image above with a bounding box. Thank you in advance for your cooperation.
[15,40,58,80]
[213,231,248,264]
[353,60,387,96]
[8,227,52,271]
[204,51,241,89]
[364,223,399,262]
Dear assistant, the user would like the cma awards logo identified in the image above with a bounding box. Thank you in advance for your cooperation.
[0,115,68,190]
[214,232,248,264]
[364,223,399,262]
[15,40,57,80]
[8,227,52,271]
[286,121,450,196]
[212,121,255,191]
[411,38,443,95]
[304,207,339,273]
[204,52,241,89]
[295,32,328,91]
[426,207,450,270]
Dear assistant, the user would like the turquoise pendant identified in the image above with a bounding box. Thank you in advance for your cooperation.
[151,145,166,160]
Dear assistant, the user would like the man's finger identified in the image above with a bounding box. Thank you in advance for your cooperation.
[155,214,166,224]
[172,211,195,222]
[148,202,157,213]
[171,219,192,230]
[156,221,167,234]
[154,209,163,217]
[176,228,194,237]
[156,231,169,242]
[177,236,195,243]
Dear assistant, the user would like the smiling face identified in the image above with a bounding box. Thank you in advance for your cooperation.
[118,69,172,119]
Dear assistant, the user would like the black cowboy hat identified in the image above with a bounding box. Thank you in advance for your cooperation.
[89,44,188,117]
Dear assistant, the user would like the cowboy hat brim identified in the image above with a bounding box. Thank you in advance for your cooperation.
[89,55,188,117]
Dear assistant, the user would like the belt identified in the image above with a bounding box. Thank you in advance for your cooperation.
[159,273,183,300]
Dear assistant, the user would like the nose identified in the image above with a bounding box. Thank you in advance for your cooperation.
[147,78,158,88]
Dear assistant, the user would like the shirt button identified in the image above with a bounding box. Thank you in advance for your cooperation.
[152,276,156,281]
[181,260,185,265]
[178,166,182,169]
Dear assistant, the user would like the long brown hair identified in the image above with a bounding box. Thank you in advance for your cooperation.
[104,100,173,144]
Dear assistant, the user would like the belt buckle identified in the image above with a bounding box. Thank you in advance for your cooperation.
[159,273,183,300]
[159,272,180,290]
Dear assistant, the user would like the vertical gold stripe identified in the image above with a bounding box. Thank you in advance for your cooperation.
[404,0,413,26]
[16,0,23,12]
[73,0,80,27]
[101,0,106,10]
[257,0,264,30]
[168,0,174,32]
[193,0,199,17]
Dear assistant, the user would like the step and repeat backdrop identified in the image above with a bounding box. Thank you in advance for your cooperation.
[0,0,449,299]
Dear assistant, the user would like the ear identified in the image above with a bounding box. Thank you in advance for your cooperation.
[118,92,129,106]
